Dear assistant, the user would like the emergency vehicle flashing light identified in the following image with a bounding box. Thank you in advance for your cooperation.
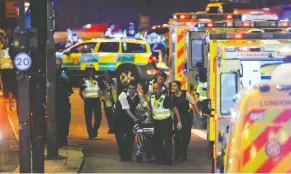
[195,21,291,29]
[172,13,240,21]
[210,33,291,40]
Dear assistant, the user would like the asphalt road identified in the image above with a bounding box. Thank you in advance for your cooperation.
[0,94,19,173]
[68,89,211,173]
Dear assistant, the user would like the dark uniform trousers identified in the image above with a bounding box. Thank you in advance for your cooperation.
[104,106,114,131]
[84,98,102,137]
[153,117,173,161]
[174,112,192,158]
[114,118,135,160]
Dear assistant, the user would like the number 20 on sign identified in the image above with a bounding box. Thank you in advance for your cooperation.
[14,52,32,71]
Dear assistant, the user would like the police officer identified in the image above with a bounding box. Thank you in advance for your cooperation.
[56,57,73,146]
[79,64,105,139]
[144,72,168,102]
[0,30,16,110]
[114,81,141,161]
[101,70,117,134]
[124,22,136,38]
[170,81,195,161]
[195,68,208,129]
[149,83,182,165]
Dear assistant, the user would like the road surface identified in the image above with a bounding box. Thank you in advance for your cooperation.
[0,94,19,173]
[68,89,211,173]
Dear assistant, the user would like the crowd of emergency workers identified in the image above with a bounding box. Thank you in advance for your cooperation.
[0,25,208,165]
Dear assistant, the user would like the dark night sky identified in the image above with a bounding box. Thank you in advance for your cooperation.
[54,0,208,30]
[53,0,291,30]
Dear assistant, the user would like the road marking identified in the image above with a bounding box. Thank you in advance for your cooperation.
[191,129,207,140]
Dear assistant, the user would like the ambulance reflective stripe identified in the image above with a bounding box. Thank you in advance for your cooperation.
[0,49,13,69]
[151,95,171,120]
[239,109,291,173]
[175,28,187,89]
[83,79,100,99]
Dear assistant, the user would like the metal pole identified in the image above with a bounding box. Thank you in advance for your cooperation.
[30,0,45,172]
[46,0,58,157]
[17,0,31,172]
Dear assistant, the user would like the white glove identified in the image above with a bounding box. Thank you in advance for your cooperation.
[177,121,182,131]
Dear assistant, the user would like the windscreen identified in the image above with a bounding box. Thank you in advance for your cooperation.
[240,60,284,89]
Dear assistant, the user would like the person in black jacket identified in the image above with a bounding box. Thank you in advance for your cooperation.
[114,81,141,161]
[170,80,196,161]
[56,57,73,147]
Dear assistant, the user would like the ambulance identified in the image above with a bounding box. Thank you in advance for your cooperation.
[208,32,291,172]
[168,12,241,89]
[225,61,291,173]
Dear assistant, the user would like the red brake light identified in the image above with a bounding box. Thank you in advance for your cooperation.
[226,15,233,20]
[148,55,156,64]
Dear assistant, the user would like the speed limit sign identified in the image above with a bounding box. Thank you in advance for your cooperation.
[14,52,32,71]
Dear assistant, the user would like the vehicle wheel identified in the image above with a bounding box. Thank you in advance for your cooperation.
[136,154,142,163]
[116,63,140,93]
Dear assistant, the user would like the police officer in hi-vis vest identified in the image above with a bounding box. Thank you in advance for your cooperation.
[101,70,117,134]
[79,64,105,139]
[149,83,182,165]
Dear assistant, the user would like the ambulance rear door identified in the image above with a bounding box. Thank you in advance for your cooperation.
[187,31,208,92]
[215,58,241,155]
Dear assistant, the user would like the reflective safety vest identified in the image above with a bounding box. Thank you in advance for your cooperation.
[0,49,13,70]
[151,94,171,120]
[83,78,100,99]
[196,81,207,101]
[103,80,117,107]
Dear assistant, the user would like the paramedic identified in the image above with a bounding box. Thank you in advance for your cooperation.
[79,64,105,139]
[170,81,195,161]
[195,68,208,128]
[114,81,141,161]
[101,70,117,134]
[150,83,182,165]
[56,57,73,146]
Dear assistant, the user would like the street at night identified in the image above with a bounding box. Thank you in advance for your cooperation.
[2,0,291,173]
[68,89,211,173]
